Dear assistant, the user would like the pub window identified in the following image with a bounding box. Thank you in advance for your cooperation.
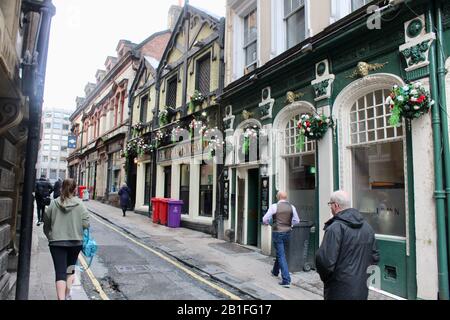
[180,164,190,215]
[166,76,178,108]
[199,163,213,217]
[244,9,258,72]
[283,113,316,222]
[140,95,149,123]
[284,0,306,49]
[349,89,406,237]
[196,54,211,96]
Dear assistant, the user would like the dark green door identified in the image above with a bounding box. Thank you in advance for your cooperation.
[247,169,259,246]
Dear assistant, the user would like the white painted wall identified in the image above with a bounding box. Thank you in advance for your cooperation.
[413,78,438,300]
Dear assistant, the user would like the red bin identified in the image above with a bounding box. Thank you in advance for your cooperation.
[78,186,86,199]
[159,199,169,225]
[151,198,161,224]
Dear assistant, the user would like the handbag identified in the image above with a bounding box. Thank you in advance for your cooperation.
[79,228,97,270]
[44,197,51,206]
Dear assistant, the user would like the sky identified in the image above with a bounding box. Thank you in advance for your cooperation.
[43,0,226,112]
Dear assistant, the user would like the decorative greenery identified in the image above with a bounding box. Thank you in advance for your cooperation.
[131,122,146,137]
[296,114,333,152]
[154,130,164,148]
[159,108,169,126]
[401,41,430,66]
[171,126,184,143]
[386,82,433,127]
[189,119,206,139]
[242,128,258,155]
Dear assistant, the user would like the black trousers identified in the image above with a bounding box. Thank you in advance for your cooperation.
[49,246,82,281]
[36,201,45,222]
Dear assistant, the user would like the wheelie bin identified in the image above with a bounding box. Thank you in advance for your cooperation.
[167,200,183,228]
[159,198,169,225]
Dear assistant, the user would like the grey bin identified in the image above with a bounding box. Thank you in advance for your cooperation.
[286,221,314,272]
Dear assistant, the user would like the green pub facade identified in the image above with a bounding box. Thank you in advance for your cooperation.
[219,0,450,300]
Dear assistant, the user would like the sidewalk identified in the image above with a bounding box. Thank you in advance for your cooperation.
[86,201,395,300]
[29,210,89,300]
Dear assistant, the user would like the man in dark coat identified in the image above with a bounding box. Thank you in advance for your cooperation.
[35,175,53,226]
[118,183,132,217]
[53,178,62,199]
[316,190,379,300]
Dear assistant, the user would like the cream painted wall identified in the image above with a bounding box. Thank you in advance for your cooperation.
[413,78,438,300]
[259,0,272,66]
[135,161,147,209]
[309,0,331,36]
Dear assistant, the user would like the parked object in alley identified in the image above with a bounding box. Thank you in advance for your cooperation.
[167,200,184,228]
[262,191,300,288]
[286,221,314,272]
[151,198,162,223]
[35,175,54,226]
[159,199,169,225]
[43,179,90,300]
[118,183,132,217]
[316,190,379,300]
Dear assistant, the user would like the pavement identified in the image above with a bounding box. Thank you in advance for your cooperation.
[85,200,394,300]
[28,210,89,300]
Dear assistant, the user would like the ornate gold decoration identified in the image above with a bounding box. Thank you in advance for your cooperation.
[285,91,305,104]
[348,61,389,78]
[242,110,253,120]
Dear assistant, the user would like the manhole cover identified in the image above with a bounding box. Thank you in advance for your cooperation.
[114,265,152,274]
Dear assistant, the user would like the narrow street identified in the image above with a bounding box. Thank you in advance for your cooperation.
[81,215,248,300]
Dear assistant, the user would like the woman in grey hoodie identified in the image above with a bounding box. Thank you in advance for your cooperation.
[43,179,90,300]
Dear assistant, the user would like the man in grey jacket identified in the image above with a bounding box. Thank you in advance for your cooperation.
[316,190,379,300]
[262,191,300,288]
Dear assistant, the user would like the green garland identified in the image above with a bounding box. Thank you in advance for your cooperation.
[296,114,333,152]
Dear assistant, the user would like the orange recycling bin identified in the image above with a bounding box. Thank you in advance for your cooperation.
[159,199,169,225]
[151,198,161,224]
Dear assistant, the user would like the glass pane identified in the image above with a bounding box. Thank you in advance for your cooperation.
[351,123,357,134]
[351,141,406,237]
[377,105,384,116]
[350,111,357,122]
[358,97,365,110]
[376,117,384,128]
[377,129,385,140]
[359,133,366,143]
[358,111,365,121]
[367,108,374,119]
[287,154,316,222]
[358,121,366,132]
[368,119,375,130]
[375,90,383,105]
[386,128,395,138]
[286,8,305,49]
[245,42,257,66]
[368,131,376,141]
[244,10,257,45]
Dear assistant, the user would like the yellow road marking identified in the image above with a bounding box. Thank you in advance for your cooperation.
[78,255,110,300]
[91,214,242,300]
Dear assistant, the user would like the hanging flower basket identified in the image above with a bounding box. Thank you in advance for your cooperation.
[189,119,206,139]
[386,82,434,127]
[131,122,146,137]
[154,130,164,148]
[296,114,333,152]
[189,90,206,111]
[242,128,258,155]
[159,108,169,126]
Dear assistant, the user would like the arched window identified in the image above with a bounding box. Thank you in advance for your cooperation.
[283,113,315,156]
[348,89,406,237]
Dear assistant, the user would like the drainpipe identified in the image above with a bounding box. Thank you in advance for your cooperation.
[181,4,190,117]
[16,0,55,300]
[215,18,226,240]
[426,2,450,300]
[434,0,450,279]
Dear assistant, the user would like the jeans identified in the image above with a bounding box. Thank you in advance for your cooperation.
[36,202,45,222]
[272,231,291,284]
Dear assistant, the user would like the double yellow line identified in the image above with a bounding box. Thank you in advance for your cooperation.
[82,214,241,300]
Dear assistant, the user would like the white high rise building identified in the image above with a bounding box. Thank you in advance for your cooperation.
[36,108,74,184]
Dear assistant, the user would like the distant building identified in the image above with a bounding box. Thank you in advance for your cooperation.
[36,108,74,185]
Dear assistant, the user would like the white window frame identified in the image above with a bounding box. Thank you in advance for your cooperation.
[271,0,310,57]
[330,0,371,24]
[231,0,258,81]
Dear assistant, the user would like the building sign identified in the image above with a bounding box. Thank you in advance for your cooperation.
[68,135,77,149]
[223,171,230,219]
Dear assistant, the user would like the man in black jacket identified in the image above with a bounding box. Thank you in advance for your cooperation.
[316,190,379,300]
[35,175,53,226]
[53,178,62,199]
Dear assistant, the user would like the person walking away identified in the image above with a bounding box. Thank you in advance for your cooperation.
[53,178,62,199]
[262,191,300,288]
[43,179,90,300]
[118,183,132,217]
[316,190,379,300]
[35,175,53,226]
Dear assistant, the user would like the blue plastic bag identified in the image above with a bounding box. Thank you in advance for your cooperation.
[79,229,97,270]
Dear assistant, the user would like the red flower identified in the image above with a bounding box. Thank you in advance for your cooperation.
[417,95,426,103]
[306,121,311,127]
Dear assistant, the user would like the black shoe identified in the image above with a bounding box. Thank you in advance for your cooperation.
[36,222,41,226]
[271,271,279,278]
[279,282,291,288]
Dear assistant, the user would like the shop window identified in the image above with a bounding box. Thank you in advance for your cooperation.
[349,89,406,237]
[144,163,152,206]
[284,114,315,156]
[108,151,121,193]
[284,0,306,49]
[180,164,190,215]
[199,163,213,217]
[166,76,177,109]
[244,9,258,72]
[196,54,211,96]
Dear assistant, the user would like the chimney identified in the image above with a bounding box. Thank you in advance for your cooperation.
[84,83,96,96]
[76,97,86,108]
[168,5,182,31]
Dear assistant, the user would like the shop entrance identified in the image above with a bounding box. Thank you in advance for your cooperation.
[247,168,259,246]
[164,166,172,198]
